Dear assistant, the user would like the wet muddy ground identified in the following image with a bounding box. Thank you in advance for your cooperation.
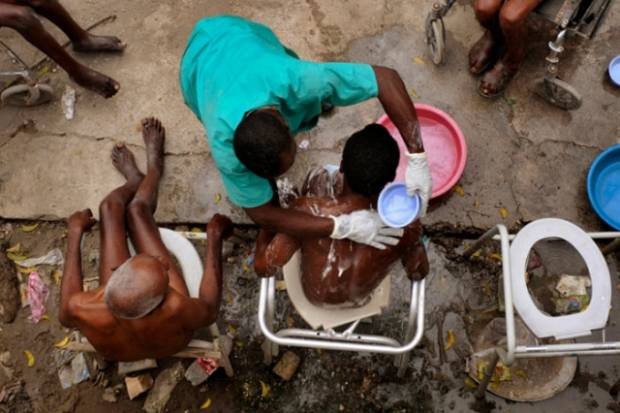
[1,219,619,413]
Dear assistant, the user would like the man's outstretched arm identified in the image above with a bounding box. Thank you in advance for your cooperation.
[184,214,233,329]
[246,202,402,250]
[59,209,96,327]
[373,65,424,154]
[373,65,433,216]
[245,202,333,238]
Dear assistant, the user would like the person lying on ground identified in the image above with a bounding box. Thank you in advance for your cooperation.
[180,16,432,252]
[469,0,543,97]
[59,117,232,361]
[254,124,429,306]
[0,0,124,98]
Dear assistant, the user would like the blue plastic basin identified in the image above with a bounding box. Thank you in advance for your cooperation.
[378,182,420,228]
[587,144,620,230]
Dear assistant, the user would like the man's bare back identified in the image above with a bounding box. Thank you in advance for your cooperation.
[65,285,195,360]
[256,166,428,306]
[60,118,231,361]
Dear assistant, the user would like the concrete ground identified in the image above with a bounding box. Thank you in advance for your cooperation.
[1,1,620,412]
[0,0,618,229]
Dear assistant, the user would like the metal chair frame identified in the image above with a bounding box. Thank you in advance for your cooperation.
[257,275,426,377]
[463,224,620,366]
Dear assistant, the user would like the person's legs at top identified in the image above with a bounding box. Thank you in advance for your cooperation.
[98,144,144,285]
[125,118,190,296]
[14,0,125,52]
[479,0,544,96]
[0,2,120,97]
[470,0,504,74]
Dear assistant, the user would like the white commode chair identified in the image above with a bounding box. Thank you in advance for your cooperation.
[463,218,620,394]
[257,249,426,377]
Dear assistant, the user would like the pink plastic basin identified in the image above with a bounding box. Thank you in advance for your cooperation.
[377,103,467,198]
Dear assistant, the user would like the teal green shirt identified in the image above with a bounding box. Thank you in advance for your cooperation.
[179,16,378,208]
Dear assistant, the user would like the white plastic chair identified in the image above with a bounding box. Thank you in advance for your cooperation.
[256,250,426,377]
[463,218,620,391]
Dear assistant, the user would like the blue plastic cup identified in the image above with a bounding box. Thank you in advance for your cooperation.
[378,182,421,228]
[609,55,620,87]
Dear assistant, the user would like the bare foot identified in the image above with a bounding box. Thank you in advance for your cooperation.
[478,59,518,98]
[469,31,500,75]
[207,214,233,239]
[141,117,165,175]
[71,66,120,98]
[111,143,143,183]
[73,34,126,53]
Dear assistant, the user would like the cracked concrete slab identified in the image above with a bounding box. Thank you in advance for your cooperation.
[0,0,618,230]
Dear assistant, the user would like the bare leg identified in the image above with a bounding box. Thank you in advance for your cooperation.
[99,144,144,285]
[0,3,120,97]
[470,0,503,74]
[16,0,125,52]
[478,0,543,96]
[499,0,543,69]
[126,118,190,296]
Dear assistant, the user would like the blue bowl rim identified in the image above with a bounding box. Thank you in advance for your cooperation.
[587,143,620,230]
[378,182,420,228]
[609,55,620,86]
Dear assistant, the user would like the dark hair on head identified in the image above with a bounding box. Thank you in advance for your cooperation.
[233,110,292,178]
[341,124,399,197]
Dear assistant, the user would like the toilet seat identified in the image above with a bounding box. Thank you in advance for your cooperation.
[509,218,611,340]
[129,228,203,298]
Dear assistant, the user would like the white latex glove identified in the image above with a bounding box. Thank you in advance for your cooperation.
[330,210,404,250]
[405,152,432,217]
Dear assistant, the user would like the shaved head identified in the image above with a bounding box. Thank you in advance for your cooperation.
[104,254,169,319]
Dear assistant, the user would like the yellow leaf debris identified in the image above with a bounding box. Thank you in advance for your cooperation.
[53,270,62,285]
[7,252,28,262]
[6,243,21,253]
[499,207,509,219]
[23,350,35,367]
[54,336,70,349]
[260,380,270,398]
[444,330,456,351]
[20,223,39,233]
[200,398,212,410]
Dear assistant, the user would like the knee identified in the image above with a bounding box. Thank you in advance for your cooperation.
[127,199,149,221]
[4,6,39,31]
[99,197,125,219]
[499,5,529,31]
[474,0,500,23]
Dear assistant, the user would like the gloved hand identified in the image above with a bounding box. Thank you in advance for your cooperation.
[405,152,432,217]
[330,210,404,250]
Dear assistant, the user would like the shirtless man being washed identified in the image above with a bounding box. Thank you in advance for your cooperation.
[255,124,429,305]
[59,117,232,361]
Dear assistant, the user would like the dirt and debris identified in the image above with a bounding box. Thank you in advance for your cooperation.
[125,374,154,401]
[0,250,19,323]
[0,218,617,412]
[273,351,301,382]
[143,362,184,413]
[118,360,158,376]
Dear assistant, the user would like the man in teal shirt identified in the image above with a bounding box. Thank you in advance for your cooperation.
[180,16,432,249]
